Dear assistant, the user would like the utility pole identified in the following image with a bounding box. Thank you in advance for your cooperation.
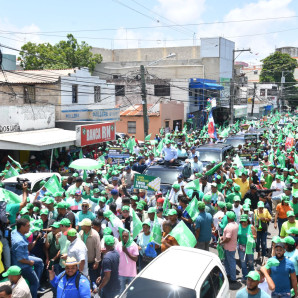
[251,82,257,116]
[230,48,251,124]
[140,65,149,138]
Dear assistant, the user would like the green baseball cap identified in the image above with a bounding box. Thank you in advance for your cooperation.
[243,204,250,211]
[287,211,295,217]
[19,208,29,215]
[240,214,249,222]
[244,199,251,205]
[59,218,71,227]
[281,236,295,245]
[67,228,77,237]
[50,222,61,229]
[203,194,212,202]
[233,196,241,202]
[98,197,106,203]
[148,207,156,214]
[72,173,79,177]
[104,235,115,246]
[234,185,241,191]
[226,211,236,220]
[103,227,112,236]
[218,201,226,209]
[26,203,34,209]
[246,271,260,281]
[167,209,177,216]
[257,201,265,208]
[272,236,281,243]
[54,192,63,197]
[57,202,66,209]
[2,265,21,277]
[286,227,298,235]
[33,207,40,212]
[198,201,206,210]
[226,202,233,210]
[130,195,139,201]
[103,210,113,218]
[142,220,151,227]
[172,183,180,190]
[93,188,100,194]
[121,206,130,212]
[40,209,49,215]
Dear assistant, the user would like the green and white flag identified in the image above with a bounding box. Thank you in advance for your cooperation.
[0,188,22,204]
[185,197,199,221]
[4,166,19,179]
[169,221,197,248]
[8,155,22,170]
[184,179,200,190]
[145,134,151,141]
[245,234,255,255]
[43,175,64,194]
[162,191,171,216]
[132,209,143,239]
[150,213,162,245]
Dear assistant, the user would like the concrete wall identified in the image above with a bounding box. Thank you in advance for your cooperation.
[160,102,184,129]
[0,105,55,133]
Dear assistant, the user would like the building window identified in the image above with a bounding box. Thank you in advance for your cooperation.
[24,85,35,103]
[154,85,170,96]
[72,85,78,103]
[165,121,169,128]
[248,89,254,96]
[94,86,101,102]
[127,121,136,134]
[115,85,125,96]
[267,88,278,96]
[253,70,258,75]
[260,89,266,96]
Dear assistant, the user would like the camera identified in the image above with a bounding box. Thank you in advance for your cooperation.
[16,177,31,190]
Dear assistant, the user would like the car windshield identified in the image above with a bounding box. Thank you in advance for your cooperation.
[144,168,182,185]
[4,184,22,195]
[121,277,196,298]
[196,151,221,163]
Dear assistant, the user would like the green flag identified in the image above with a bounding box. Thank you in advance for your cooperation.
[185,197,199,221]
[132,209,143,239]
[220,127,230,138]
[125,138,136,154]
[8,156,22,170]
[295,153,298,164]
[145,134,151,141]
[4,166,19,179]
[184,179,200,190]
[79,148,84,159]
[156,139,164,155]
[162,191,171,216]
[160,127,164,135]
[150,213,162,245]
[54,148,59,159]
[0,188,22,204]
[205,162,224,176]
[43,175,63,194]
[217,239,224,260]
[245,234,255,255]
[83,170,88,182]
[278,153,286,168]
[168,221,197,248]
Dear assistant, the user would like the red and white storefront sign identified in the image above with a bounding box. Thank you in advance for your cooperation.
[76,122,116,147]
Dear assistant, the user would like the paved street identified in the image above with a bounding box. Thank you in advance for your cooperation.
[40,222,277,298]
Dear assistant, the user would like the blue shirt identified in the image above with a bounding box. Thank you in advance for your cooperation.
[11,229,30,269]
[270,256,295,294]
[101,250,120,292]
[161,146,178,161]
[51,271,90,298]
[195,212,213,242]
[236,288,270,298]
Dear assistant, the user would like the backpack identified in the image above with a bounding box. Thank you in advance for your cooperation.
[182,163,192,179]
[58,271,92,290]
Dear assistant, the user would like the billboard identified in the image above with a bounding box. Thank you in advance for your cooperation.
[76,122,115,147]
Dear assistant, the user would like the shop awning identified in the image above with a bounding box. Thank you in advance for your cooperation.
[189,82,224,90]
[0,128,76,151]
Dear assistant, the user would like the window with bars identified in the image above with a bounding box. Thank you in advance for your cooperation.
[115,85,125,96]
[24,85,36,103]
[72,85,78,103]
[94,86,101,102]
[127,121,136,134]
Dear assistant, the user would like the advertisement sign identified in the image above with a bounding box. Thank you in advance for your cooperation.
[108,146,130,159]
[76,122,115,147]
[239,153,259,167]
[133,174,161,192]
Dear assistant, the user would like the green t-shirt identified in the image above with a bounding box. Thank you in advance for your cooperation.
[290,201,298,216]
[83,231,90,244]
[6,203,20,225]
[58,233,70,268]
[238,224,252,245]
[77,211,95,222]
[264,174,273,189]
[280,220,298,237]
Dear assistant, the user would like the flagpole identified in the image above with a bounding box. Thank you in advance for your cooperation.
[49,149,53,173]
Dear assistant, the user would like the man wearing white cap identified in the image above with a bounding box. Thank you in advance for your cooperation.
[78,218,101,284]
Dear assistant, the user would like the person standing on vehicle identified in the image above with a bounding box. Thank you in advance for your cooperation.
[190,154,203,174]
[161,140,178,164]
[132,156,147,174]
[220,211,239,283]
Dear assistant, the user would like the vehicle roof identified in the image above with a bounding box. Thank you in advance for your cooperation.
[3,172,60,184]
[139,246,215,289]
[145,164,184,170]
[196,143,232,150]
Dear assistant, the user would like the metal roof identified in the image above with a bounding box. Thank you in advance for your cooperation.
[120,104,160,117]
[0,128,76,151]
[0,69,76,84]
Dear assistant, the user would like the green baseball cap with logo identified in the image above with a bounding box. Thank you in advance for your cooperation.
[281,236,295,245]
[240,214,249,222]
[98,197,106,203]
[286,227,298,235]
[40,209,49,216]
[257,201,265,208]
[233,196,241,202]
[167,209,177,216]
[59,218,71,227]
[50,222,61,229]
[122,206,130,212]
[172,183,180,190]
[148,207,156,214]
[19,208,29,215]
[287,211,295,217]
[57,202,66,209]
[246,271,260,281]
[67,228,77,237]
[2,266,22,277]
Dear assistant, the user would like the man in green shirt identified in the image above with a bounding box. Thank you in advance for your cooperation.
[280,211,298,238]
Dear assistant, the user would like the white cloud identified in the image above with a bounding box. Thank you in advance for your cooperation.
[155,0,206,24]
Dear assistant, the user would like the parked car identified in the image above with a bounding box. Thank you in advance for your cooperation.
[2,172,61,195]
[224,130,264,149]
[119,246,230,298]
[195,144,233,167]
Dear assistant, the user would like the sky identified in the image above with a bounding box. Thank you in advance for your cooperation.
[1,0,298,64]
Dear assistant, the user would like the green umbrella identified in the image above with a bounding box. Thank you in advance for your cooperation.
[69,158,103,170]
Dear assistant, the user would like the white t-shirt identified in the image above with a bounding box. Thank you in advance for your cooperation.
[271,181,285,198]
[258,279,271,296]
[232,204,242,224]
[213,210,224,230]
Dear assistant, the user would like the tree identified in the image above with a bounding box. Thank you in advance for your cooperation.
[18,34,102,71]
[260,51,298,108]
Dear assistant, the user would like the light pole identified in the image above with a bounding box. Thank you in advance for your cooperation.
[280,70,293,113]
[141,53,176,139]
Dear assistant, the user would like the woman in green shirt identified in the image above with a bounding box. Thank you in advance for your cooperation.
[237,214,257,282]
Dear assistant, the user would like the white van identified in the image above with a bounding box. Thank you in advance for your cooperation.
[119,246,230,298]
[2,173,61,195]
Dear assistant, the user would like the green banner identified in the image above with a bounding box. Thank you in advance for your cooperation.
[133,174,161,192]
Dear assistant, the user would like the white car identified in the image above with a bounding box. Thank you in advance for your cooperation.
[2,172,61,196]
[119,246,230,298]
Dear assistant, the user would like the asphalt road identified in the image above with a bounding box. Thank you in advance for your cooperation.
[41,222,277,298]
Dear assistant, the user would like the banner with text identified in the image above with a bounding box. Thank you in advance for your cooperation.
[133,174,161,192]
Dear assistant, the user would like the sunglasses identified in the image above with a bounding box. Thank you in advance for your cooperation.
[82,205,88,208]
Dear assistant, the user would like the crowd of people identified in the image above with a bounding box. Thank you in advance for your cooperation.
[0,112,297,298]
